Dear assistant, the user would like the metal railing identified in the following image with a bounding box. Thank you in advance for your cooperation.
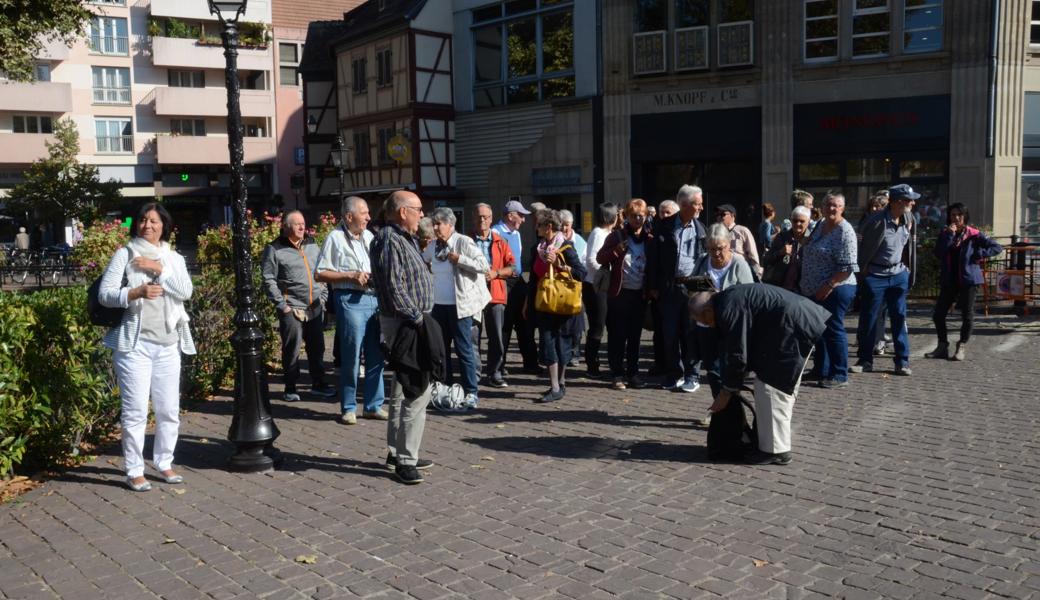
[92,86,132,105]
[0,248,83,289]
[89,36,129,55]
[96,135,134,153]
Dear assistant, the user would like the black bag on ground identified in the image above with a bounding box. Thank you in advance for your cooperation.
[706,394,758,461]
[87,248,130,328]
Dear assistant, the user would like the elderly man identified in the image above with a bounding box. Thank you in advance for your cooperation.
[315,196,386,424]
[714,204,762,278]
[424,207,490,409]
[261,211,333,402]
[492,200,539,374]
[690,284,829,465]
[471,203,516,388]
[647,184,706,392]
[851,183,919,376]
[372,190,438,484]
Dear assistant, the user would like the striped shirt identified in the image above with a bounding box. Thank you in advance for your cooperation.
[371,223,433,323]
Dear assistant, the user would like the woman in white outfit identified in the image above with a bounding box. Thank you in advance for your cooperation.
[99,203,195,492]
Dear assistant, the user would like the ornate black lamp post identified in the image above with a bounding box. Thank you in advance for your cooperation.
[330,135,350,203]
[210,0,278,472]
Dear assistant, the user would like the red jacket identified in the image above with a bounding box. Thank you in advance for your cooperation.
[472,231,516,304]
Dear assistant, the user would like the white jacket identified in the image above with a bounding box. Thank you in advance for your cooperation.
[423,232,491,321]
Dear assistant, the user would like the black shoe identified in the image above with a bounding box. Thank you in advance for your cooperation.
[536,388,565,403]
[310,383,336,398]
[819,378,848,389]
[386,453,433,471]
[848,362,873,374]
[487,378,508,389]
[394,465,424,484]
[745,451,792,465]
[627,375,647,389]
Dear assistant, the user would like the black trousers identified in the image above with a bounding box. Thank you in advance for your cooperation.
[606,289,646,378]
[503,277,538,368]
[582,284,608,370]
[933,283,978,344]
[278,309,327,393]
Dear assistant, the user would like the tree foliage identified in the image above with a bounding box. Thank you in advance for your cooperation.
[5,119,122,225]
[0,0,90,82]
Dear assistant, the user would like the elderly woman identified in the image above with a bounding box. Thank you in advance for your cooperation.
[582,202,618,377]
[925,203,1003,362]
[526,209,587,403]
[423,208,491,409]
[800,192,858,389]
[597,199,652,390]
[692,224,755,413]
[560,209,587,367]
[99,203,195,492]
[762,206,811,290]
[416,216,435,252]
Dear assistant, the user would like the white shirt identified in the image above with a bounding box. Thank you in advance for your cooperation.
[314,226,374,291]
[584,227,610,284]
[431,249,456,305]
[621,238,646,290]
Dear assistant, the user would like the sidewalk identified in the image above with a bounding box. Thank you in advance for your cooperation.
[1,315,1039,599]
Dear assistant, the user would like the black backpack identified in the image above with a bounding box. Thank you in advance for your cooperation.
[707,394,758,461]
[87,247,131,328]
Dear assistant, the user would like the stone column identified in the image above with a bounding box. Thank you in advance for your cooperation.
[759,0,794,209]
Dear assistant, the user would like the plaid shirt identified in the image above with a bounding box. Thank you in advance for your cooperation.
[371,223,433,323]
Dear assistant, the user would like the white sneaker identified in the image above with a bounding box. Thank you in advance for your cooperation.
[680,376,700,393]
[283,392,301,402]
[338,411,357,425]
[663,377,684,390]
[464,393,478,409]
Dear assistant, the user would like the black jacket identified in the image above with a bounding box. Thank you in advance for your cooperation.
[647,214,706,295]
[714,284,830,395]
[380,315,446,399]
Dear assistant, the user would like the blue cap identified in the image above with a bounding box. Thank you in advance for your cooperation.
[888,184,921,201]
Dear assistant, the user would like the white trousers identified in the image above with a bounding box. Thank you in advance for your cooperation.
[753,372,806,455]
[113,340,182,477]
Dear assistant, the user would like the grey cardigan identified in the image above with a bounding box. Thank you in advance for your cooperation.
[858,209,918,288]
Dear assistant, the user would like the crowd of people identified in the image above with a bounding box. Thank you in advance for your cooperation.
[97,182,1004,488]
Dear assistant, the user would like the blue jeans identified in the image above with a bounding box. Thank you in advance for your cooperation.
[431,304,479,395]
[335,291,384,414]
[814,283,856,382]
[856,270,910,368]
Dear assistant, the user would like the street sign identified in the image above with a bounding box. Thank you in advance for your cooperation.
[388,135,409,162]
[294,147,305,166]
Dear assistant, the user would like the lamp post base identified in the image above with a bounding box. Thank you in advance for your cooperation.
[227,444,275,473]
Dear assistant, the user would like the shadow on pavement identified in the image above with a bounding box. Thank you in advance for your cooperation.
[461,435,713,463]
[457,407,697,430]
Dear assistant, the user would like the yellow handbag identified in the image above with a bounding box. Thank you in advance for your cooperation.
[535,260,583,316]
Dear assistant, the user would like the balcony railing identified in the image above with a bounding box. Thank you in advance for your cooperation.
[93,87,132,105]
[89,36,129,56]
[96,135,133,154]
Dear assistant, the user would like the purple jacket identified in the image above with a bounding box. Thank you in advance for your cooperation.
[933,226,1002,286]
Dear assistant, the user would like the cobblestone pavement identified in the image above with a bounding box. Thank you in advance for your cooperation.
[1,312,1039,599]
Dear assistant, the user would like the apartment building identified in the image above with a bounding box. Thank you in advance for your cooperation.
[603,0,1037,239]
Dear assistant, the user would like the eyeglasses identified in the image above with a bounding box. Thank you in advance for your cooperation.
[403,205,424,214]
[477,214,493,220]
[708,246,728,254]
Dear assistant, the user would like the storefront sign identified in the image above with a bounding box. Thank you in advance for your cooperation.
[632,86,757,115]
[531,166,591,195]
[794,95,950,153]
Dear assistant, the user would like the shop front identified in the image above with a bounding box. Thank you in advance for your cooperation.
[1021,92,1040,242]
[793,95,951,231]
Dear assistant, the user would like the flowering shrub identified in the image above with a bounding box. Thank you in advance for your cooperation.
[70,219,130,280]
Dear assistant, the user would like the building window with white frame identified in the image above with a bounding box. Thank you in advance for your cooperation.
[34,63,52,82]
[95,118,133,153]
[89,16,129,56]
[851,0,889,58]
[717,0,754,67]
[12,115,54,134]
[804,0,838,62]
[632,0,755,75]
[279,42,302,86]
[170,119,206,136]
[633,0,667,74]
[472,0,575,109]
[168,69,205,88]
[903,0,942,53]
[376,48,393,87]
[352,56,368,94]
[674,0,709,71]
[92,67,131,105]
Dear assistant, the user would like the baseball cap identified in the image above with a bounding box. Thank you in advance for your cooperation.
[716,203,737,216]
[504,200,531,215]
[888,184,921,201]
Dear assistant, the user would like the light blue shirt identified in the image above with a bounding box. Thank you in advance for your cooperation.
[314,226,374,292]
[492,221,522,272]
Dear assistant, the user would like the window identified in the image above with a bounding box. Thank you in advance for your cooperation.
[92,67,131,104]
[240,70,267,90]
[472,1,575,108]
[352,56,368,94]
[12,115,54,134]
[34,63,52,82]
[903,1,942,54]
[279,42,301,86]
[168,69,205,88]
[243,118,268,137]
[717,0,754,67]
[91,0,126,4]
[1033,0,1040,45]
[632,0,755,75]
[89,16,129,55]
[377,127,395,164]
[675,0,710,71]
[353,131,371,167]
[170,119,206,136]
[852,0,889,58]
[95,118,133,153]
[804,0,838,62]
[376,48,393,87]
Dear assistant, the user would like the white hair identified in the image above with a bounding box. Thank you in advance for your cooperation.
[559,209,574,224]
[474,202,492,213]
[676,184,703,205]
[341,195,367,217]
[791,206,812,220]
[705,223,733,246]
[429,207,456,226]
[659,200,679,214]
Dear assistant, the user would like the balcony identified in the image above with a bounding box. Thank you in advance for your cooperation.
[35,37,70,61]
[150,0,271,24]
[153,87,272,118]
[156,135,275,165]
[0,134,55,163]
[93,86,132,105]
[151,36,270,71]
[89,35,129,56]
[0,81,72,112]
[96,135,134,154]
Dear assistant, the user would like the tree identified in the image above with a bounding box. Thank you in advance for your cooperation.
[6,119,122,225]
[0,0,90,82]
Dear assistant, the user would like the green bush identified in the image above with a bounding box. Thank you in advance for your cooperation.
[0,287,120,477]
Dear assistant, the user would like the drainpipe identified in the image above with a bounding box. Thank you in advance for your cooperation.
[986,0,1000,159]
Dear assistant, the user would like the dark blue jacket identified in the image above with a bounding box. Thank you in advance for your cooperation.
[933,226,1003,287]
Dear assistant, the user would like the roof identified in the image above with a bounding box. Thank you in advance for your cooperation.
[331,0,427,49]
[299,20,350,77]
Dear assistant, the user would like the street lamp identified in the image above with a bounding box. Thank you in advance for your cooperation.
[209,0,279,473]
[306,114,318,135]
[331,135,350,200]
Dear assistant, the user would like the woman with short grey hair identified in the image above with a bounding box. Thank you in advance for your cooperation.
[423,207,490,409]
[416,217,435,252]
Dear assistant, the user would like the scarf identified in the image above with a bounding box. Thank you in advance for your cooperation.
[126,237,186,334]
[537,232,566,265]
